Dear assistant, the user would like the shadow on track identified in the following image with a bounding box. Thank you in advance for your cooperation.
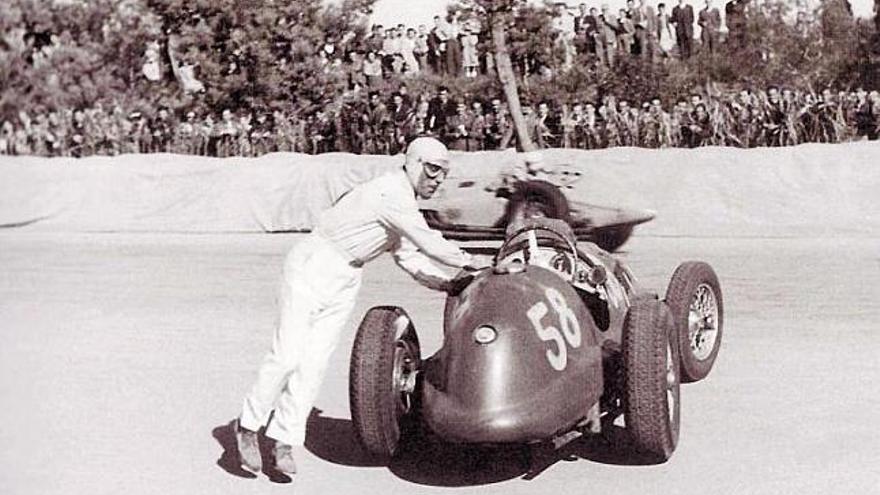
[215,410,657,487]
[304,409,660,486]
[212,422,258,479]
[305,409,529,486]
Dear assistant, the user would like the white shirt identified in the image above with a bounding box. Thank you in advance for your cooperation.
[316,169,472,289]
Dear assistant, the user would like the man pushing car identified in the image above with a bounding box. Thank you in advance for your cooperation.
[235,137,487,476]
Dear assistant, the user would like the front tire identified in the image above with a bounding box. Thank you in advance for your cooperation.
[349,306,421,460]
[622,297,680,463]
[665,262,724,383]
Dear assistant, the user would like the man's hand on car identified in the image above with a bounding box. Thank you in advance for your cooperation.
[444,272,475,296]
[464,254,493,272]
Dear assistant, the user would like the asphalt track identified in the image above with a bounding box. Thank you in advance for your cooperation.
[1,231,878,495]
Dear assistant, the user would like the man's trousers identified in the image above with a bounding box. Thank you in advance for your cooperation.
[240,234,363,446]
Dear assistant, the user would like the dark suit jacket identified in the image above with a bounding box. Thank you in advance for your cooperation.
[671,4,695,35]
[427,98,456,132]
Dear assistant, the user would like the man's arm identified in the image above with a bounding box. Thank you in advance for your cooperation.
[377,193,473,269]
[391,236,454,291]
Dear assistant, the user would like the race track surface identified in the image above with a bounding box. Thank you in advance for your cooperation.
[1,232,878,495]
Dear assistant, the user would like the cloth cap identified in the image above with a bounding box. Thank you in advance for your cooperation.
[406,137,450,166]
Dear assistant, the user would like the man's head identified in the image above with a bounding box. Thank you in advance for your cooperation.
[650,97,663,113]
[404,137,451,199]
[538,102,550,116]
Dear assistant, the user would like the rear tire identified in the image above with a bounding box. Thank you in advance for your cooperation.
[622,297,680,463]
[665,262,724,383]
[591,225,634,252]
[504,180,571,226]
[349,306,421,460]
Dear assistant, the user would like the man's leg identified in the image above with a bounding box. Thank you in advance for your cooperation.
[240,238,362,469]
[266,275,361,448]
[240,283,314,434]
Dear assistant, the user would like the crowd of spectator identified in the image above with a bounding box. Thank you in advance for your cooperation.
[2,0,874,158]
[312,0,839,87]
[2,84,877,158]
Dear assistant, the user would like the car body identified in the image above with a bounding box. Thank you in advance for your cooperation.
[349,218,723,464]
[419,163,656,252]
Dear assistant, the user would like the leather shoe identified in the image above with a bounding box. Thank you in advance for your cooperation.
[235,420,262,473]
[272,441,297,475]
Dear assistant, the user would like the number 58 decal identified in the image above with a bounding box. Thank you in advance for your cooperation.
[527,287,582,371]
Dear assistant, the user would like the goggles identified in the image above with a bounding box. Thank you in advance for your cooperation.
[422,160,449,179]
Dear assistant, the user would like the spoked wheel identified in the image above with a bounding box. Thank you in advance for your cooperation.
[665,262,724,383]
[349,306,421,460]
[622,297,680,463]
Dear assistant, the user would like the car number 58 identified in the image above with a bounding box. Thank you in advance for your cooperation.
[526,288,582,371]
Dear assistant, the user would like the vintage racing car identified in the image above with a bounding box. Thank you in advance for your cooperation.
[349,218,723,464]
[420,162,656,252]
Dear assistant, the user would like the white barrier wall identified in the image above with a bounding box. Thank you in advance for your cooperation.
[1,143,878,237]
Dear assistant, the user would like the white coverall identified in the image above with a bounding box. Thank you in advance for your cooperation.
[240,169,472,446]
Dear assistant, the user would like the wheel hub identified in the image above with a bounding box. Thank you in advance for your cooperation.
[688,283,719,360]
[392,340,418,415]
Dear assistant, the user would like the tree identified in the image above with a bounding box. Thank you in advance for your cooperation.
[453,0,559,153]
[0,0,376,119]
[145,0,375,113]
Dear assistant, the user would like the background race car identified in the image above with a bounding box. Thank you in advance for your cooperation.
[420,159,655,252]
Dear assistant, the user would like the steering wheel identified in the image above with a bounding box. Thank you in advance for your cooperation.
[496,224,579,283]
